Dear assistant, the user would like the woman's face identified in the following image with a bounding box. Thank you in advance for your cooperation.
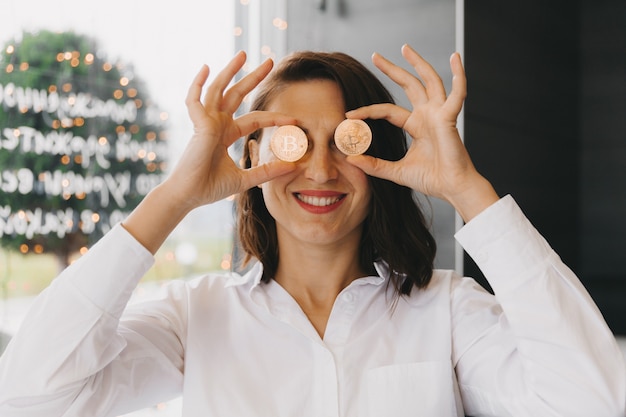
[250,79,371,249]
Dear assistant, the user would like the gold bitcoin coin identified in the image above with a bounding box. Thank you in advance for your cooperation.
[334,119,372,155]
[270,125,308,162]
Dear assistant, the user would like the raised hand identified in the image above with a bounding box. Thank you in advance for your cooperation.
[345,44,498,221]
[123,52,296,253]
[167,51,297,210]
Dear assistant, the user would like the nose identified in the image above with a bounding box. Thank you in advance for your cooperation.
[303,143,338,183]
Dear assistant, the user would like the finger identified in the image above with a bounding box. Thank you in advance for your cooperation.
[233,111,298,142]
[185,64,210,122]
[346,103,411,129]
[372,52,428,106]
[443,52,467,114]
[241,160,297,190]
[345,154,407,187]
[221,58,274,114]
[401,44,447,103]
[203,51,247,108]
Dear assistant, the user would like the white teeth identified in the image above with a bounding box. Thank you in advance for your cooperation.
[296,194,342,207]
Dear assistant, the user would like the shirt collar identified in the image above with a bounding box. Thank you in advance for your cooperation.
[372,260,390,285]
[223,262,263,289]
[225,260,388,292]
[226,260,437,309]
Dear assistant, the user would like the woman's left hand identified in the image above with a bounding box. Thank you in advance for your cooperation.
[345,44,499,221]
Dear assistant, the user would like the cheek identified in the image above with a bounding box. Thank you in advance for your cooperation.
[344,163,371,194]
[355,179,371,204]
[259,180,290,223]
[260,177,284,204]
[259,140,278,164]
[340,163,372,211]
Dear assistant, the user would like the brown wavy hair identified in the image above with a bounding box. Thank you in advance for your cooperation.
[236,51,436,295]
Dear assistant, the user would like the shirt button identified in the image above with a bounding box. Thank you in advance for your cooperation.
[342,292,355,303]
[475,250,488,264]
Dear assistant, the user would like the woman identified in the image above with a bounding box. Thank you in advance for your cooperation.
[0,45,624,416]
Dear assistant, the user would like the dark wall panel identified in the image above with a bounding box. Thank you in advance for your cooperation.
[579,0,626,276]
[465,0,626,334]
[464,0,580,276]
[578,0,626,334]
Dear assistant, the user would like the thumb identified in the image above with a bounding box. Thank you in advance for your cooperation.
[242,160,296,190]
[346,154,403,185]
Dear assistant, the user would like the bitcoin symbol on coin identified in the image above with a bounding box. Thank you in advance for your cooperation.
[334,119,372,155]
[270,125,308,162]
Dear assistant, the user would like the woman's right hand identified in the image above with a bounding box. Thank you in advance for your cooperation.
[123,52,296,253]
[164,51,297,212]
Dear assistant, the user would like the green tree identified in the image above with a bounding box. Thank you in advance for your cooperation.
[0,30,168,270]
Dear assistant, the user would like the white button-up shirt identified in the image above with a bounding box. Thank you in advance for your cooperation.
[0,196,624,416]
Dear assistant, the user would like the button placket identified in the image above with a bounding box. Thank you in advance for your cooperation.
[324,289,358,347]
[312,345,340,417]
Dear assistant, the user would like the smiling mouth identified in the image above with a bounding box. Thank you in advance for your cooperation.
[295,193,345,207]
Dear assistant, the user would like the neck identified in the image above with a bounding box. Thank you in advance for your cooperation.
[273,232,368,338]
[275,245,365,299]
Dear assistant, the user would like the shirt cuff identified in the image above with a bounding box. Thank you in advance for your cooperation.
[62,223,155,316]
[454,195,554,294]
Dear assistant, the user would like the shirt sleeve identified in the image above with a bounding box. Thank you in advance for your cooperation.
[452,195,626,417]
[0,224,185,417]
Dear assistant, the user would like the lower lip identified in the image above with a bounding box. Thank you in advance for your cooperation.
[294,195,345,214]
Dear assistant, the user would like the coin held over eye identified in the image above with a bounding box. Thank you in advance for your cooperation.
[334,119,372,155]
[270,125,308,162]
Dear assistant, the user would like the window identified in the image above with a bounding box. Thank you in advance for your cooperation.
[0,1,234,416]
